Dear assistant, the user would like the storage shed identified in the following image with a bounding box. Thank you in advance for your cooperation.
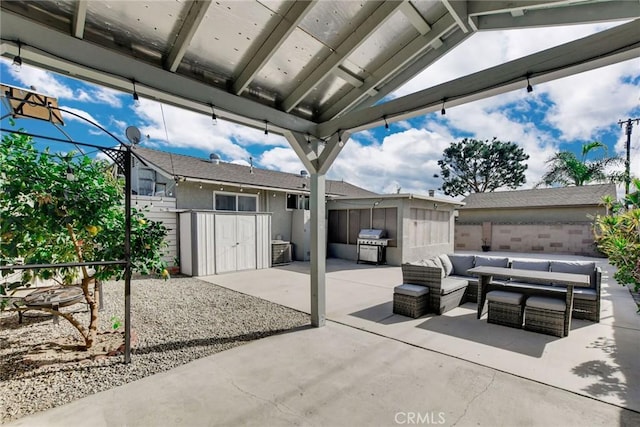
[327,194,463,265]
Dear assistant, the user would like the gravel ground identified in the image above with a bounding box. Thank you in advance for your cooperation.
[0,276,310,423]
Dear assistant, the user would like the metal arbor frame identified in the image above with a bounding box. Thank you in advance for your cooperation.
[0,103,137,363]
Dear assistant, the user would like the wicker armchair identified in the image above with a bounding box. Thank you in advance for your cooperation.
[401,263,468,315]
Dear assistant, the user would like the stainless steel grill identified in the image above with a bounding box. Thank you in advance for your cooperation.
[357,229,390,265]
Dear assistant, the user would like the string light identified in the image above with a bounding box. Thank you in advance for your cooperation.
[12,40,22,71]
[210,104,218,125]
[132,80,140,106]
[384,116,390,131]
[441,99,446,116]
[338,130,343,147]
[526,76,533,93]
[264,120,269,135]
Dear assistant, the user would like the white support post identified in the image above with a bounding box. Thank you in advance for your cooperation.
[310,172,326,327]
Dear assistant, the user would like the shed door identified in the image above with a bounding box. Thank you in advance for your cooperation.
[215,215,257,273]
[215,215,237,274]
[236,216,256,271]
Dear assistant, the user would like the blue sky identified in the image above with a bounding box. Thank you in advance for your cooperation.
[1,21,638,198]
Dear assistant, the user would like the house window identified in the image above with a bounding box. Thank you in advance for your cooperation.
[154,182,166,196]
[214,192,258,212]
[238,195,257,212]
[286,193,309,210]
[138,168,155,196]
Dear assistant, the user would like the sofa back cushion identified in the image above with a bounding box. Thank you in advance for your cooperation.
[447,254,475,277]
[474,256,509,268]
[511,259,550,272]
[549,261,597,289]
[474,256,510,280]
[438,254,454,276]
[510,259,551,285]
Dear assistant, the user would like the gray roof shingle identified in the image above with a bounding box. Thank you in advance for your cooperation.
[460,184,617,209]
[132,146,377,197]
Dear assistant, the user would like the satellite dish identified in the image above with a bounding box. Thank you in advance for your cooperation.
[126,126,142,145]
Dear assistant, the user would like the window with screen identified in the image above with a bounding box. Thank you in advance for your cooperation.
[286,194,297,210]
[286,193,309,210]
[138,168,155,196]
[214,192,258,212]
[215,193,236,211]
[238,195,257,212]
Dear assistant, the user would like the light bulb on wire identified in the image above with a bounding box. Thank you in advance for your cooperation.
[132,80,141,106]
[12,41,23,72]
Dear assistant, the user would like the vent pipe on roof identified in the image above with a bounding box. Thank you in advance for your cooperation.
[428,190,435,197]
[300,170,308,178]
[209,153,220,164]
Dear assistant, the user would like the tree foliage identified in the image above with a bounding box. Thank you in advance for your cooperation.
[437,137,529,197]
[0,131,168,348]
[537,141,623,187]
[593,178,640,293]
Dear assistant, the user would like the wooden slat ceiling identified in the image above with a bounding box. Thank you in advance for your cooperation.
[1,1,639,140]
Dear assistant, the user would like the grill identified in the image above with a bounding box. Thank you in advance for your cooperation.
[357,229,390,265]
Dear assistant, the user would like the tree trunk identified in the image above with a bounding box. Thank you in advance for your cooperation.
[82,276,99,349]
[66,223,98,350]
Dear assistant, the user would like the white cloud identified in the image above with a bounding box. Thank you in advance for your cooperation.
[2,59,123,109]
[4,62,74,99]
[327,128,452,194]
[259,147,306,174]
[130,99,290,164]
[91,86,123,108]
[542,59,640,141]
[394,22,621,98]
[58,105,106,129]
[75,85,123,108]
[375,21,639,195]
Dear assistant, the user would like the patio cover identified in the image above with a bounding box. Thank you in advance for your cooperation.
[1,0,639,327]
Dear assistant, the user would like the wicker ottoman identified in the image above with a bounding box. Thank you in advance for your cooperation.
[393,284,429,318]
[524,296,566,337]
[486,290,525,328]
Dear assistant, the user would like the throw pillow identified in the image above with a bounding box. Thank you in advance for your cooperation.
[438,254,454,276]
[448,254,475,277]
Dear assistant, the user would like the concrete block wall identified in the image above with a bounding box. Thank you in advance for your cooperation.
[455,222,602,257]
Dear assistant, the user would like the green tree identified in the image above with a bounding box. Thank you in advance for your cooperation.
[0,131,168,349]
[437,137,529,197]
[594,178,640,293]
[537,141,622,187]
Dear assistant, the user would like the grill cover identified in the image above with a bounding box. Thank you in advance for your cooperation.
[358,229,386,239]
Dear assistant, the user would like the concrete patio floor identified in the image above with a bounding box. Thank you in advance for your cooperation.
[9,252,640,426]
[202,252,640,412]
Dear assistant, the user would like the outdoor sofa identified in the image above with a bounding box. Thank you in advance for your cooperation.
[398,254,601,322]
